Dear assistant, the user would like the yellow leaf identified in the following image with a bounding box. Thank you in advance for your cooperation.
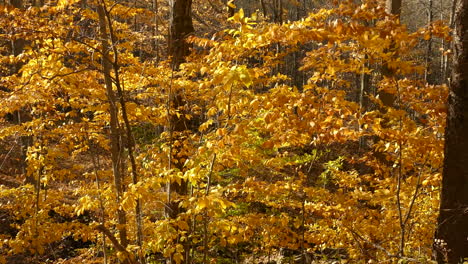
[177,220,189,230]
[216,128,227,136]
[227,0,236,9]
[173,252,184,264]
[196,197,208,211]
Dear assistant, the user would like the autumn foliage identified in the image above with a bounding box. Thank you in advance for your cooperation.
[0,0,451,263]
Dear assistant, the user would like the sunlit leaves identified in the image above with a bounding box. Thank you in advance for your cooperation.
[0,0,450,262]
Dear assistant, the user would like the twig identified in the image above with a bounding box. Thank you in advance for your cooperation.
[203,153,216,264]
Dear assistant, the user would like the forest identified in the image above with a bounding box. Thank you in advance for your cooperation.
[1,0,467,263]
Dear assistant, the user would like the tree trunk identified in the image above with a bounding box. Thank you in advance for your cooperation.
[434,0,468,263]
[440,0,446,82]
[100,2,144,260]
[167,0,194,263]
[380,0,402,107]
[443,0,458,82]
[152,0,159,61]
[166,0,193,217]
[168,0,194,71]
[272,0,283,23]
[424,0,433,83]
[97,1,129,250]
[386,0,402,15]
[260,0,267,17]
[8,0,22,8]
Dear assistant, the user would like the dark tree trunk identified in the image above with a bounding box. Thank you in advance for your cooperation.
[380,0,402,107]
[434,0,468,263]
[424,0,433,83]
[168,0,194,71]
[166,0,193,217]
[386,0,402,15]
[8,0,22,8]
[167,1,194,263]
[260,0,267,17]
[227,0,236,17]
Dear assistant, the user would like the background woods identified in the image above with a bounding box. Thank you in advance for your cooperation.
[0,0,460,263]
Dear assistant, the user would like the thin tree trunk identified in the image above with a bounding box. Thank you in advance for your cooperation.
[424,0,433,83]
[443,0,458,82]
[203,154,216,264]
[153,0,159,61]
[96,1,129,250]
[33,144,43,258]
[100,3,144,261]
[440,0,445,83]
[434,0,468,262]
[360,60,370,111]
[272,0,283,23]
[260,0,267,17]
[90,143,108,264]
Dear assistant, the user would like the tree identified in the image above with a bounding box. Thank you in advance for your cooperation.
[434,0,468,263]
[0,1,452,263]
[386,0,402,15]
[166,0,194,263]
[380,0,402,107]
[168,0,194,70]
[96,1,129,250]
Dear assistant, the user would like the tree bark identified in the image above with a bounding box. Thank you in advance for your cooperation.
[272,0,283,23]
[168,0,194,71]
[260,0,267,17]
[443,0,458,82]
[380,0,402,107]
[100,3,144,260]
[386,0,402,15]
[424,0,433,83]
[152,0,160,61]
[97,1,129,250]
[167,1,194,263]
[166,0,193,217]
[8,0,22,8]
[434,0,468,263]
